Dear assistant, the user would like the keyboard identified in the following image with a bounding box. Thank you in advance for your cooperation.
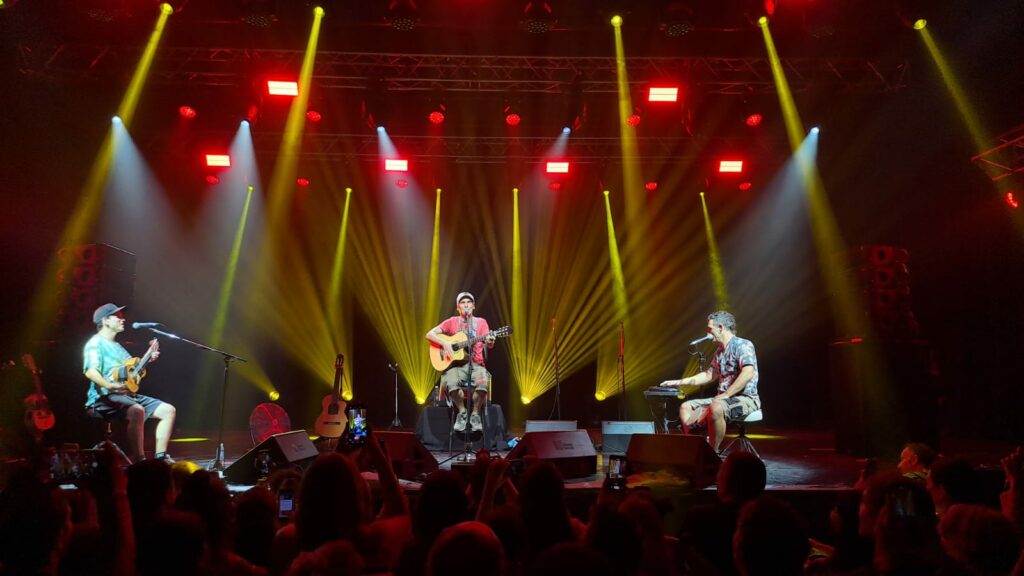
[643,384,704,398]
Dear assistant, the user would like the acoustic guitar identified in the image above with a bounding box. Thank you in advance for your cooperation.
[314,354,348,439]
[108,338,159,394]
[428,326,513,371]
[22,353,55,433]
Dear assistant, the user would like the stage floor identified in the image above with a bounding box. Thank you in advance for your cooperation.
[171,425,874,490]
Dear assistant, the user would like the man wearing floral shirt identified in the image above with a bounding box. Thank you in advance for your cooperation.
[660,310,760,453]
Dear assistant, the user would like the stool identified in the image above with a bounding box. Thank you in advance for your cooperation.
[86,408,133,465]
[442,379,491,459]
[721,409,763,459]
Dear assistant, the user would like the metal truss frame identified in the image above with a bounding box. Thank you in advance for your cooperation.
[972,123,1024,183]
[17,45,910,95]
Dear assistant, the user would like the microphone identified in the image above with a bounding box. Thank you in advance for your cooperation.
[388,362,398,372]
[132,322,163,329]
[688,334,714,347]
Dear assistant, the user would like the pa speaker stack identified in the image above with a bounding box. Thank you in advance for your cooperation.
[223,430,319,485]
[505,429,597,479]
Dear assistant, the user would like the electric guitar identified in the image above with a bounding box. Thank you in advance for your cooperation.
[314,354,348,438]
[108,338,159,394]
[429,326,513,371]
[22,353,55,432]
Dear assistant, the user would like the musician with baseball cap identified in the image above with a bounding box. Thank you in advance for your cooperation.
[425,292,496,433]
[83,303,177,463]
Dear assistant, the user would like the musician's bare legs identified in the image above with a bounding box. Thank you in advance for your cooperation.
[472,391,486,414]
[126,403,146,461]
[708,400,728,452]
[153,402,176,455]
[451,389,467,414]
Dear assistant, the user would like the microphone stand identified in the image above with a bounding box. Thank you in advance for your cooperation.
[144,326,246,473]
[548,317,561,420]
[388,363,401,429]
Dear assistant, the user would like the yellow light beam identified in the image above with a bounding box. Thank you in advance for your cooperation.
[699,192,731,311]
[209,185,254,349]
[326,187,354,325]
[21,5,174,345]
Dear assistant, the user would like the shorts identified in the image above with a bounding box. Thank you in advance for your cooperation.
[86,393,163,421]
[682,395,760,425]
[442,364,491,394]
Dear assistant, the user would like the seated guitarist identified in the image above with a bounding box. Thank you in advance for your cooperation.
[425,292,495,433]
[83,303,177,463]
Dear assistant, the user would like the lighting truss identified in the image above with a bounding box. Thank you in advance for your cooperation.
[16,46,911,95]
[971,123,1024,183]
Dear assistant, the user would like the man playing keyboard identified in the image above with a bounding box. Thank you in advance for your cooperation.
[660,311,760,453]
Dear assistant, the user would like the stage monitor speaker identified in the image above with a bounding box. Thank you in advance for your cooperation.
[223,430,319,485]
[373,431,438,481]
[524,420,577,433]
[505,429,597,479]
[601,421,656,454]
[625,434,721,489]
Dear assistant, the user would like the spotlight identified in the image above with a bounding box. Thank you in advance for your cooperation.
[428,104,446,125]
[342,391,353,401]
[395,179,409,188]
[913,19,927,30]
[548,181,562,191]
[1007,192,1020,209]
[385,158,408,172]
[178,105,197,119]
[268,390,280,401]
[521,395,532,404]
[296,177,310,187]
[387,0,418,31]
[745,113,763,127]
[267,80,298,96]
[241,0,277,27]
[377,125,386,134]
[595,391,607,401]
[811,126,820,134]
[757,15,768,26]
[416,396,426,405]
[522,1,554,33]
[648,86,679,103]
[645,181,658,191]
[112,116,122,124]
[718,160,743,173]
[610,14,622,27]
[739,182,753,191]
[626,113,641,127]
[313,6,324,17]
[546,161,569,174]
[205,154,231,167]
[504,104,522,126]
[205,175,220,185]
[562,126,571,135]
[306,109,322,122]
[660,3,694,37]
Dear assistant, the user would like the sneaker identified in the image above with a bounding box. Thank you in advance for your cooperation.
[155,452,175,464]
[470,413,483,432]
[454,411,468,432]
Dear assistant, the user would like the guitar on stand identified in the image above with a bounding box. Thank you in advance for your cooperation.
[428,326,513,371]
[108,338,160,393]
[315,354,348,447]
[21,353,55,438]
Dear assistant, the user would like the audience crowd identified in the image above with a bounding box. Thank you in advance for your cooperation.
[2,432,1023,576]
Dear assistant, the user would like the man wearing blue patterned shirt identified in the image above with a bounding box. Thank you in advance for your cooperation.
[83,303,177,463]
[660,311,760,453]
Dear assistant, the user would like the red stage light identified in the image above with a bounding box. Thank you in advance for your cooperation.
[428,110,445,125]
[505,112,521,126]
[296,178,310,187]
[745,113,762,127]
[719,160,743,173]
[1008,192,1020,209]
[395,179,409,189]
[205,175,220,185]
[205,154,231,167]
[385,159,409,172]
[548,181,562,191]
[648,86,679,102]
[627,114,641,127]
[645,181,658,191]
[267,80,299,96]
[306,109,322,122]
[739,182,753,191]
[546,161,569,174]
[178,105,197,119]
